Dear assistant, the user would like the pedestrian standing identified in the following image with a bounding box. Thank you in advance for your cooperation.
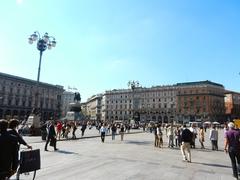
[198,126,205,149]
[100,124,108,143]
[120,124,125,141]
[154,124,159,147]
[180,125,192,163]
[224,122,240,179]
[167,125,174,148]
[111,124,117,140]
[45,121,58,151]
[143,123,146,132]
[209,126,218,150]
[0,119,18,180]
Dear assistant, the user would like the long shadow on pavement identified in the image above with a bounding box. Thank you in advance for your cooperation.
[193,162,232,169]
[55,150,79,155]
[125,140,152,145]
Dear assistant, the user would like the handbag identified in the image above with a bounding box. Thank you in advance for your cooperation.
[19,149,41,174]
[50,138,56,147]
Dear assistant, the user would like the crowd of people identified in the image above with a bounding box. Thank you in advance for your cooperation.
[1,118,240,179]
[150,122,240,179]
[151,123,221,161]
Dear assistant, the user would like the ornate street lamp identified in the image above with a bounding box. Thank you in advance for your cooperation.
[128,80,140,122]
[28,31,56,82]
[28,31,56,121]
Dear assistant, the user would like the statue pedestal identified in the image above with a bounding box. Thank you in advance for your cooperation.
[65,102,82,121]
[26,114,41,136]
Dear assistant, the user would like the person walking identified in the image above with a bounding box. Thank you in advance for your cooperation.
[209,126,218,150]
[8,119,32,150]
[100,124,108,143]
[174,126,181,148]
[198,126,205,149]
[154,124,159,147]
[72,122,77,139]
[189,124,197,148]
[0,119,19,180]
[56,121,62,140]
[120,124,125,141]
[61,124,66,138]
[45,121,58,151]
[180,125,192,163]
[111,124,117,140]
[81,123,87,137]
[157,124,163,148]
[224,122,240,179]
[65,124,71,139]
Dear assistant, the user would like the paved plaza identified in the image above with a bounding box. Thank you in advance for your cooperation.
[12,128,235,180]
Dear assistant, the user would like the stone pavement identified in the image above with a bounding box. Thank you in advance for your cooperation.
[12,128,235,180]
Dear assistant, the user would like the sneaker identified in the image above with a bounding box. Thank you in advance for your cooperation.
[54,148,59,151]
[187,160,191,163]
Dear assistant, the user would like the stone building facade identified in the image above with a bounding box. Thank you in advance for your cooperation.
[225,91,240,120]
[101,85,177,124]
[176,81,225,123]
[100,81,226,124]
[0,72,64,121]
[85,94,102,122]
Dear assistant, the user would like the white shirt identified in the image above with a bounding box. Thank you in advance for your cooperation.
[100,126,108,133]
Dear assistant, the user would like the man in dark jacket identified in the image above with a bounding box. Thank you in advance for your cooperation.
[0,119,19,179]
[224,122,240,179]
[180,125,193,163]
[8,119,32,150]
[81,123,87,137]
[45,121,58,151]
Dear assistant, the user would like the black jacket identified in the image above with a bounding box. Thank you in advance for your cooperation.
[47,124,56,138]
[181,128,193,143]
[0,131,18,178]
[8,129,27,146]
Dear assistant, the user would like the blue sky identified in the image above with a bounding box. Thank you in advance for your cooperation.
[0,0,240,101]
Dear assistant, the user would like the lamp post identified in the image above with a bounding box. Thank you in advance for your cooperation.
[28,31,56,82]
[127,80,140,123]
[28,31,56,118]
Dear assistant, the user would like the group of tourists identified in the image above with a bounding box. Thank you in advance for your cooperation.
[99,123,126,142]
[153,123,219,151]
[152,122,240,179]
[152,123,221,163]
[42,120,130,145]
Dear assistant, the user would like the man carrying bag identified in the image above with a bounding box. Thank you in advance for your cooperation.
[45,121,58,151]
[0,120,18,180]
